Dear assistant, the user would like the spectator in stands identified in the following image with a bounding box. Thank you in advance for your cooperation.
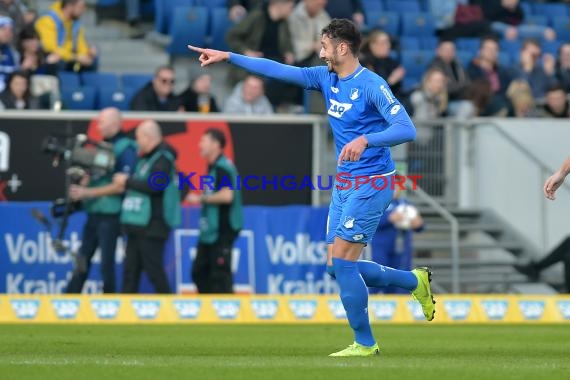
[431,0,491,39]
[482,0,556,41]
[325,0,363,29]
[178,73,219,113]
[0,69,48,109]
[130,65,181,111]
[360,30,405,99]
[410,67,448,119]
[17,25,58,76]
[226,0,296,110]
[0,15,18,93]
[223,74,274,115]
[467,36,514,115]
[538,83,570,118]
[506,79,538,117]
[555,43,570,94]
[228,0,264,22]
[515,39,556,100]
[289,0,330,68]
[428,39,474,118]
[34,0,98,72]
[0,0,27,45]
[370,186,424,295]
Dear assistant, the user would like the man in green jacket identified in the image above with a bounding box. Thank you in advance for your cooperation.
[66,107,137,293]
[187,129,243,293]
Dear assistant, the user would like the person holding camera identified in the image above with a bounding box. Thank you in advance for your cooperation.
[113,120,181,294]
[186,129,243,294]
[66,107,137,294]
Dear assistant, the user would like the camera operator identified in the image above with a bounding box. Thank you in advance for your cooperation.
[113,120,181,294]
[65,107,137,294]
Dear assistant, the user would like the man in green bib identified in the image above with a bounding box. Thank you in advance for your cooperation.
[114,120,181,293]
[66,107,137,293]
[187,129,243,293]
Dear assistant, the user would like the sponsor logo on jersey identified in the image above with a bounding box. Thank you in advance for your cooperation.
[251,300,278,319]
[327,300,346,319]
[390,104,401,115]
[350,88,360,100]
[518,301,545,320]
[212,300,240,320]
[481,300,509,320]
[131,300,161,320]
[11,299,40,319]
[444,300,471,320]
[173,300,201,319]
[91,300,120,320]
[380,85,395,104]
[352,234,363,241]
[288,300,317,319]
[327,99,353,118]
[51,299,80,319]
[370,300,397,321]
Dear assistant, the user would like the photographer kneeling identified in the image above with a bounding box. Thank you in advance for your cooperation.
[66,107,137,294]
[113,120,181,294]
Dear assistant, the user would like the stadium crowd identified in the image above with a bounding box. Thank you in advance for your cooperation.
[1,0,570,118]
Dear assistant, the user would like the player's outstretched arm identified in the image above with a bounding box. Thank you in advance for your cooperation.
[188,45,309,87]
[544,156,570,200]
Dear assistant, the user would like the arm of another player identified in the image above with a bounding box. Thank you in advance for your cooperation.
[187,45,321,89]
[544,156,570,200]
[337,82,416,165]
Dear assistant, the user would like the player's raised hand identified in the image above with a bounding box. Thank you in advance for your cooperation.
[543,170,567,200]
[187,45,230,67]
[337,136,368,166]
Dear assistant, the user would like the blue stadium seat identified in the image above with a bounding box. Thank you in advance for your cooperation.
[362,0,383,15]
[497,51,512,67]
[499,40,522,59]
[210,8,235,51]
[520,2,533,17]
[419,36,437,50]
[121,73,153,93]
[402,75,420,92]
[168,7,208,56]
[365,11,399,36]
[533,3,568,21]
[384,0,421,13]
[455,38,480,52]
[81,72,120,91]
[523,15,548,27]
[401,13,435,37]
[96,0,120,6]
[99,87,138,111]
[551,17,570,41]
[400,49,434,78]
[542,40,562,56]
[61,86,97,110]
[57,72,80,90]
[399,36,420,50]
[155,0,193,34]
[194,0,226,8]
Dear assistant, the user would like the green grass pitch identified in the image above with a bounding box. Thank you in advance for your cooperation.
[1,324,569,380]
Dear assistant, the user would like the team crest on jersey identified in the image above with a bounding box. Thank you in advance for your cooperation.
[331,86,339,93]
[350,88,360,100]
[328,99,352,118]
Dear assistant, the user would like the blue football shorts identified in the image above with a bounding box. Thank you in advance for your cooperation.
[326,171,395,245]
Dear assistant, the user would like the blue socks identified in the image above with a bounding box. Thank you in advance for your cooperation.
[332,257,375,347]
[327,261,418,291]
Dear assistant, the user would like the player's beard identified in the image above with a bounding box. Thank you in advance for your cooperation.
[325,53,338,73]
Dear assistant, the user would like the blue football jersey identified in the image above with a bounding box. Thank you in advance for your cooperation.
[302,65,412,176]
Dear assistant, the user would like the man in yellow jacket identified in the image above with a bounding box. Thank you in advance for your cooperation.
[34,0,97,71]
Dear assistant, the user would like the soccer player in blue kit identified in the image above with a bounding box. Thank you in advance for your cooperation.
[188,18,435,357]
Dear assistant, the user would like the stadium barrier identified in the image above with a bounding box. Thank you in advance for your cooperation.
[0,295,569,324]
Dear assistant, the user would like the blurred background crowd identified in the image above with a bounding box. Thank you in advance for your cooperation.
[1,0,570,119]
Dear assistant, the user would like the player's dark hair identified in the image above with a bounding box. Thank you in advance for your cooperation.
[205,128,226,149]
[321,19,362,56]
[61,0,82,8]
